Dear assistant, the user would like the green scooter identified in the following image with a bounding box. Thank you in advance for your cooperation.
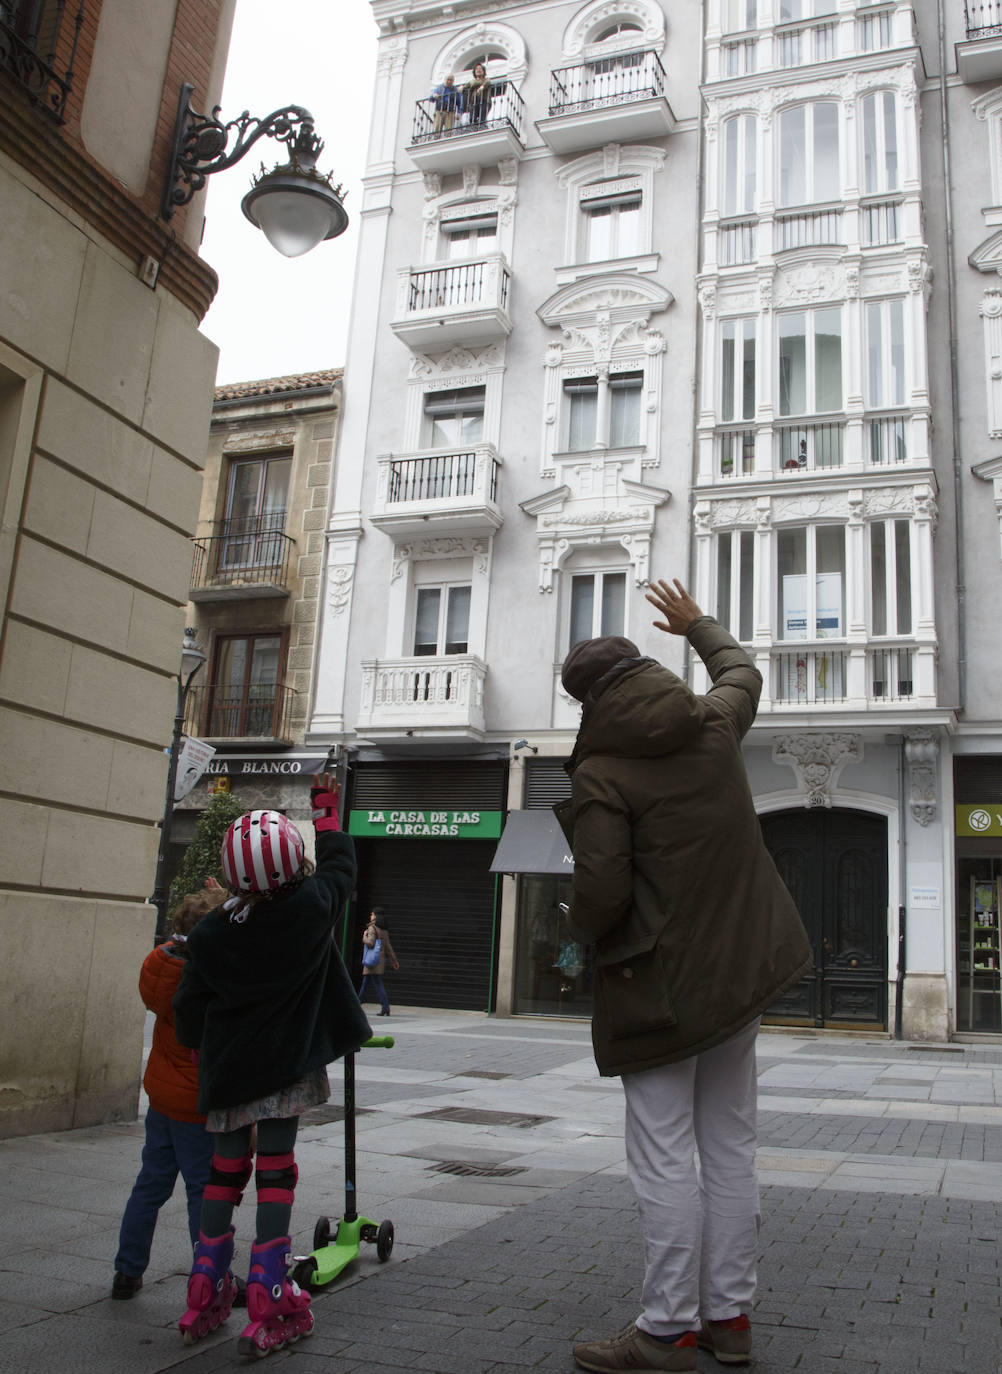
[292,1035,395,1288]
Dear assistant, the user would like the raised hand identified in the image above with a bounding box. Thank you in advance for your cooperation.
[645,578,704,636]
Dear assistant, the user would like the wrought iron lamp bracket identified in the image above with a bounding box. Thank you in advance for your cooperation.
[162,81,323,220]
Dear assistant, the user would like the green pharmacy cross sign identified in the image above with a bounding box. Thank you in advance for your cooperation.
[955,805,1002,838]
[348,809,504,839]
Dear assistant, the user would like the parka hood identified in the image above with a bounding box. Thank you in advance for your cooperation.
[570,660,706,767]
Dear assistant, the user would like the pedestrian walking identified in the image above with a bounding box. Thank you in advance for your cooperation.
[358,907,400,1017]
[111,884,225,1299]
[560,577,812,1374]
[172,774,371,1356]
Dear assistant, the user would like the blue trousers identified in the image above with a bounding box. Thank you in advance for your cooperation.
[115,1106,213,1277]
[358,973,389,1013]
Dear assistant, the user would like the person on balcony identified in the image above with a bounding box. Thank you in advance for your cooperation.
[463,63,493,127]
[430,74,463,134]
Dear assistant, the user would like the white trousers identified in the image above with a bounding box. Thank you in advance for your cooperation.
[622,1017,760,1335]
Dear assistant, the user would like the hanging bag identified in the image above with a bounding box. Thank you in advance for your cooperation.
[362,937,382,969]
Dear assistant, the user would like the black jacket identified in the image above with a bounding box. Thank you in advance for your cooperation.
[173,830,371,1113]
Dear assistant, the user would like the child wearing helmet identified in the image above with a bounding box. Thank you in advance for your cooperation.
[173,773,371,1356]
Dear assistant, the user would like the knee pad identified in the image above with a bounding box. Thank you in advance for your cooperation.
[204,1152,253,1206]
[255,1151,299,1206]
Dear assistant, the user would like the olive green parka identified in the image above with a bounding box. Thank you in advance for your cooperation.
[566,616,812,1076]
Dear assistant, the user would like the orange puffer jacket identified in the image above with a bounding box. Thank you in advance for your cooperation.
[140,942,204,1124]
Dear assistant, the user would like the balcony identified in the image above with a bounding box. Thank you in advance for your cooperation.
[761,642,935,710]
[185,682,297,744]
[356,655,487,738]
[406,81,526,173]
[370,445,503,537]
[390,255,512,350]
[189,514,294,601]
[959,0,1002,80]
[536,50,676,154]
[0,0,84,121]
[775,206,844,252]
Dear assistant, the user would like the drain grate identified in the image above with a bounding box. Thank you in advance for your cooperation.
[428,1159,528,1178]
[451,1070,511,1080]
[415,1106,555,1129]
[301,1105,374,1126]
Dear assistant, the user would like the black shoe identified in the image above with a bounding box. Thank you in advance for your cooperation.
[232,1273,247,1308]
[378,1008,390,1016]
[112,1271,143,1299]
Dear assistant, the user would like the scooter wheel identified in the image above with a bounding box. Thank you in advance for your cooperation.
[376,1219,394,1262]
[313,1216,332,1251]
[291,1256,318,1289]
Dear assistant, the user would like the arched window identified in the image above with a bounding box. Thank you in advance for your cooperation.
[722,113,757,216]
[595,20,643,41]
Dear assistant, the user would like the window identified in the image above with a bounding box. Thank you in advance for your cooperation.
[778,103,839,207]
[716,531,755,641]
[722,0,757,32]
[424,387,485,448]
[862,91,899,195]
[869,520,912,635]
[564,372,643,450]
[582,189,642,261]
[569,571,627,645]
[595,19,643,41]
[722,115,757,217]
[208,634,284,737]
[441,213,498,260]
[777,526,846,639]
[778,308,842,415]
[414,584,471,655]
[721,318,756,422]
[779,0,835,16]
[866,299,905,408]
[221,455,290,568]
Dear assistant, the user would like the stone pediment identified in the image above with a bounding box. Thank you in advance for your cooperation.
[537,274,674,329]
[520,478,669,591]
[970,230,1002,274]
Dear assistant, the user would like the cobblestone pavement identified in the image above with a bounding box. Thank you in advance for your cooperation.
[2,1011,1001,1372]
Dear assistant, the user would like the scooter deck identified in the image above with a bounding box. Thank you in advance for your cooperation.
[307,1217,375,1285]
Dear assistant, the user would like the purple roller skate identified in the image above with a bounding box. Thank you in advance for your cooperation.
[178,1228,237,1345]
[237,1235,314,1357]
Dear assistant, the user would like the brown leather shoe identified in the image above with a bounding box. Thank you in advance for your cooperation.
[697,1314,752,1364]
[573,1325,699,1372]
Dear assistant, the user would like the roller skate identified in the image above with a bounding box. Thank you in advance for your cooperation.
[178,1227,237,1345]
[238,1235,314,1357]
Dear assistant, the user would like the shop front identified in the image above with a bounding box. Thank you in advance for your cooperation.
[954,756,1002,1034]
[345,759,507,1011]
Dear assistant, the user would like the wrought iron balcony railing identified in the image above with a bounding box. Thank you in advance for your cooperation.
[548,49,666,117]
[185,682,297,741]
[386,449,499,504]
[966,0,1002,38]
[190,513,294,592]
[0,0,84,120]
[411,80,525,146]
[403,257,511,315]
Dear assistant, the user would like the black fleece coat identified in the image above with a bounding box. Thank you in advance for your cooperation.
[173,830,371,1114]
[566,616,812,1076]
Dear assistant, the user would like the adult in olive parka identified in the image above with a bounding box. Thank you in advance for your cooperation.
[563,578,811,1374]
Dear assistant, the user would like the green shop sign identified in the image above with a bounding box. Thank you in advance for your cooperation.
[348,809,504,839]
[955,804,1002,838]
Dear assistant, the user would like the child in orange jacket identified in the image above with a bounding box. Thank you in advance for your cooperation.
[111,885,224,1298]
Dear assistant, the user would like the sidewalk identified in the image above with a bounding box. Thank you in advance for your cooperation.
[3,1009,1002,1372]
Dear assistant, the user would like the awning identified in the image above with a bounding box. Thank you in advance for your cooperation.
[489,809,574,876]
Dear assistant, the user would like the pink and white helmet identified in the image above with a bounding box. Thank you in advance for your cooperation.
[221,810,306,895]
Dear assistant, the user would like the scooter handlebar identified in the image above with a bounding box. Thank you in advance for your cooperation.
[362,1035,394,1049]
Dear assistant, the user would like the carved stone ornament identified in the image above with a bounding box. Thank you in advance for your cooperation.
[433,21,528,85]
[327,565,354,618]
[563,0,665,58]
[773,733,863,810]
[774,263,843,307]
[904,730,938,826]
[422,172,442,200]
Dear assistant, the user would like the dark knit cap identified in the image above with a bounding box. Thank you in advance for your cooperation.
[561,635,641,702]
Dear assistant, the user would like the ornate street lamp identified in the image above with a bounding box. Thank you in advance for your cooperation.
[150,628,207,942]
[161,82,348,257]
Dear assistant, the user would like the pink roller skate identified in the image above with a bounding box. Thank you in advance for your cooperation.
[178,1227,237,1344]
[237,1235,314,1357]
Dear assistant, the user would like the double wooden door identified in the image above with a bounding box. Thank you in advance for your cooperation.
[761,809,888,1029]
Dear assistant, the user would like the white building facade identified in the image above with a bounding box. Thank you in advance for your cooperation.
[312,0,1002,1038]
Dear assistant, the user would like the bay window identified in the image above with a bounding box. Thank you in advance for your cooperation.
[869,519,912,635]
[778,308,842,415]
[722,115,757,217]
[862,91,899,195]
[721,318,756,422]
[777,525,846,639]
[716,531,755,641]
[778,102,839,207]
[866,299,905,408]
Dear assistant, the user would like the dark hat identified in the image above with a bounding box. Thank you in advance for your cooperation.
[561,635,641,702]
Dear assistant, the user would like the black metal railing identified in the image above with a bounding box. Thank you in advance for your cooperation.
[411,80,525,145]
[190,513,294,590]
[776,420,845,471]
[548,49,666,117]
[406,258,510,313]
[966,0,1002,37]
[0,0,84,121]
[185,682,296,740]
[387,450,499,503]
